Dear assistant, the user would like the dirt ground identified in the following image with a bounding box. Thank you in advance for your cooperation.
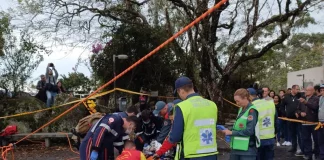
[2,143,305,160]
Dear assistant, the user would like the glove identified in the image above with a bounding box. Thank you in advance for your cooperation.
[216,125,226,130]
[225,135,231,142]
[90,151,98,160]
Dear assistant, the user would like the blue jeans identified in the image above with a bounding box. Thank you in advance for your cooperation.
[282,120,290,141]
[46,91,57,107]
[288,121,303,151]
[257,144,274,160]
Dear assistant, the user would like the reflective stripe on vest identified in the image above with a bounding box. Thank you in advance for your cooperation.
[231,105,260,151]
[252,99,275,139]
[174,96,218,160]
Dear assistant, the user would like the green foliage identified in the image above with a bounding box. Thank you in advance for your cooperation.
[0,32,49,94]
[59,72,91,92]
[91,24,177,95]
[0,13,10,57]
[257,33,324,92]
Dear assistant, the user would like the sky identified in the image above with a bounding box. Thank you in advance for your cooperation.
[0,0,92,84]
[0,0,323,85]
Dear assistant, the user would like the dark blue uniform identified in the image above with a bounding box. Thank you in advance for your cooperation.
[79,114,124,160]
[135,113,162,150]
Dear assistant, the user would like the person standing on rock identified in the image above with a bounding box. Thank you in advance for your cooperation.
[35,74,47,103]
[45,63,59,107]
[222,88,259,160]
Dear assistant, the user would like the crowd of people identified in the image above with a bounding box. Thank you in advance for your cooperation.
[74,75,324,160]
[35,63,66,107]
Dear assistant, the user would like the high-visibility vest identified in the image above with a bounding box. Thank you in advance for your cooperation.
[174,96,218,160]
[252,99,276,139]
[231,105,260,151]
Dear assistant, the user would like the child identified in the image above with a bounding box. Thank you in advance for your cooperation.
[116,140,146,160]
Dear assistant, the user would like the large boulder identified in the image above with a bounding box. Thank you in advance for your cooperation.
[0,93,89,133]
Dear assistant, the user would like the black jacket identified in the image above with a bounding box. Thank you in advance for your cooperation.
[281,94,300,118]
[296,95,319,122]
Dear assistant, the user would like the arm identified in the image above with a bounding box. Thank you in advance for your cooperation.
[156,136,176,156]
[156,120,171,144]
[36,81,42,90]
[53,67,58,79]
[91,118,117,151]
[275,111,278,134]
[305,97,319,111]
[168,106,184,144]
[45,66,49,77]
[232,109,258,136]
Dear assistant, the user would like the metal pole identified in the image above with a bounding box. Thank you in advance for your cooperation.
[113,55,117,111]
[302,74,305,89]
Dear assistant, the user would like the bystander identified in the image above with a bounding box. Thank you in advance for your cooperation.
[297,86,319,160]
[35,74,47,103]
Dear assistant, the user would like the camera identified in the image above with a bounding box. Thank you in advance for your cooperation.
[49,63,54,67]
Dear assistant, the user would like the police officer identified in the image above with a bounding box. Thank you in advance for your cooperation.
[248,88,277,160]
[222,88,259,160]
[135,109,162,150]
[169,76,218,160]
[79,114,137,160]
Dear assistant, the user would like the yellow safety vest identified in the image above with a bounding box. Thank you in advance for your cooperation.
[252,99,276,139]
[174,96,218,160]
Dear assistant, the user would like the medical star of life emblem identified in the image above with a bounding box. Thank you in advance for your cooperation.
[262,116,271,127]
[200,128,213,146]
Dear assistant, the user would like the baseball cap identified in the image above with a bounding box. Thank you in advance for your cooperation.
[167,103,173,113]
[174,76,193,94]
[320,84,324,89]
[153,101,166,115]
[247,88,257,95]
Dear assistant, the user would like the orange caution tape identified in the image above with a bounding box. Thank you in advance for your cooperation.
[0,1,229,159]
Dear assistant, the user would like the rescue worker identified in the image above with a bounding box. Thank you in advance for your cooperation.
[79,114,138,160]
[169,76,218,160]
[248,88,277,160]
[135,109,162,150]
[113,105,139,152]
[152,99,182,159]
[116,140,146,160]
[222,88,259,160]
[153,100,176,144]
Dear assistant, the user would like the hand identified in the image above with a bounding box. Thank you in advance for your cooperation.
[301,112,307,117]
[299,98,306,104]
[90,151,98,160]
[222,129,232,136]
[153,154,160,160]
[295,113,299,118]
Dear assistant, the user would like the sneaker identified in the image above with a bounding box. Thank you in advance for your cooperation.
[277,142,281,147]
[286,142,292,146]
[295,150,304,157]
[282,141,287,146]
[303,155,312,160]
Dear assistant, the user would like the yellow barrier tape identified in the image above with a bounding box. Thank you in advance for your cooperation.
[0,89,115,119]
[115,88,176,99]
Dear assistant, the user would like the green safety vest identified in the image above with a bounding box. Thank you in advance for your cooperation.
[174,96,218,160]
[231,105,260,151]
[252,99,276,139]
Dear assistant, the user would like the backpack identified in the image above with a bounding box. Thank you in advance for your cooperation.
[0,125,18,137]
[75,112,105,135]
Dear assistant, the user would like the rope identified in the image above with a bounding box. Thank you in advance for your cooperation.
[0,1,229,159]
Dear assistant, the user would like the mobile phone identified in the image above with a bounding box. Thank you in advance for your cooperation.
[49,63,54,67]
